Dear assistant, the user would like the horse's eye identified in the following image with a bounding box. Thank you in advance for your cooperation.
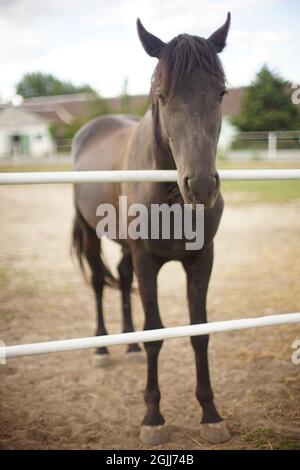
[157,92,166,102]
[218,90,227,103]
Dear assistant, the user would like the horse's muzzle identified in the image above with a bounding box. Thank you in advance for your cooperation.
[182,173,220,208]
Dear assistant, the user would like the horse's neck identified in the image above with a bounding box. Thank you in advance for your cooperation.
[130,110,174,171]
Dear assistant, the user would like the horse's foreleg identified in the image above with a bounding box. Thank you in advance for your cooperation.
[132,249,168,445]
[118,250,141,354]
[183,243,231,443]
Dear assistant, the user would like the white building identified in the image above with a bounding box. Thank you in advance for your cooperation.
[0,106,54,158]
[218,117,238,155]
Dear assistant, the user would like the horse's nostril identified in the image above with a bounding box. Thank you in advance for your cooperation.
[214,173,220,189]
[183,174,219,204]
[183,176,191,194]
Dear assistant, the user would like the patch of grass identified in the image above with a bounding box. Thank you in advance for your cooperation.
[218,160,300,170]
[1,160,300,173]
[0,164,72,173]
[218,161,300,203]
[242,428,300,450]
[221,180,300,203]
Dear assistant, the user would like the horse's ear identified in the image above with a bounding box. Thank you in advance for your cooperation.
[136,18,166,58]
[208,12,231,53]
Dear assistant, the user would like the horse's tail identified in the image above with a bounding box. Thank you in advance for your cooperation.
[71,208,120,289]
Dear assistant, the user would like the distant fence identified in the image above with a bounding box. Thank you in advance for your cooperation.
[230,130,300,160]
[1,131,300,163]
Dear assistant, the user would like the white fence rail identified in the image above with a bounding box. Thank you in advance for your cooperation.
[1,169,300,185]
[3,313,300,359]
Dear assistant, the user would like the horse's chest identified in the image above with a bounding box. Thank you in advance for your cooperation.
[141,238,201,261]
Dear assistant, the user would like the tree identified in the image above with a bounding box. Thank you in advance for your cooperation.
[232,65,300,131]
[16,72,94,99]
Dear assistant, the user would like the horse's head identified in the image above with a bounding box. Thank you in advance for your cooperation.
[137,14,230,208]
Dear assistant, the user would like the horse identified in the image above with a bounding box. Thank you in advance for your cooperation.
[72,13,231,445]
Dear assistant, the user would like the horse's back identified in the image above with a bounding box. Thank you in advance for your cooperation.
[72,114,139,171]
[73,114,139,230]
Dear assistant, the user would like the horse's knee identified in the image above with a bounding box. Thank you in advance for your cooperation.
[118,254,133,289]
[190,334,209,351]
[144,340,163,355]
[91,272,105,292]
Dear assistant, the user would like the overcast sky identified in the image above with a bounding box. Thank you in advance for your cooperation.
[0,0,299,100]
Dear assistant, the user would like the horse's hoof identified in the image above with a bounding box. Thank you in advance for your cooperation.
[92,354,112,368]
[199,421,231,444]
[140,424,168,446]
[126,351,146,363]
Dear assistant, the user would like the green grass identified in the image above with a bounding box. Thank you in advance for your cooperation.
[0,164,72,172]
[242,428,300,450]
[218,161,300,203]
[1,161,300,204]
[218,160,300,170]
[222,180,300,203]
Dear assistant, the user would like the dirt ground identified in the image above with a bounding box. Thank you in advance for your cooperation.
[0,184,299,450]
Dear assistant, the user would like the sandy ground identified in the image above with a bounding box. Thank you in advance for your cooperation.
[0,184,299,450]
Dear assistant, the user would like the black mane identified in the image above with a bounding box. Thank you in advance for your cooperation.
[151,34,225,100]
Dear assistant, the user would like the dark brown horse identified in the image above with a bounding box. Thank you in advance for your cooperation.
[72,13,231,445]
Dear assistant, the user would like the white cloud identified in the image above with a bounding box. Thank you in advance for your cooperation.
[0,0,298,100]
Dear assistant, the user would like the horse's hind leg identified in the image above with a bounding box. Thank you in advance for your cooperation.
[84,231,110,365]
[118,250,142,354]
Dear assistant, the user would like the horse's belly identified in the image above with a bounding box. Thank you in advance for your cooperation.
[74,182,119,230]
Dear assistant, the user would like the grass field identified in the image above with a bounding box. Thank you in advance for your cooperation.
[1,160,300,204]
[220,161,300,203]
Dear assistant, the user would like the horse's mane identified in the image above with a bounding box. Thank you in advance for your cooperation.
[151,34,225,100]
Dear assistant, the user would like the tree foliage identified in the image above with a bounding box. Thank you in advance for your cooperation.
[232,65,300,131]
[16,72,94,98]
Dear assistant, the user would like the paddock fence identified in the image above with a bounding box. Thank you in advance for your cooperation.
[1,168,300,360]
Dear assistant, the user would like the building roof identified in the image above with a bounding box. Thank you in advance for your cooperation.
[107,90,245,117]
[22,93,149,125]
[20,89,247,123]
[0,106,48,128]
[23,92,96,105]
[22,93,98,125]
[18,86,300,126]
[105,94,150,112]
